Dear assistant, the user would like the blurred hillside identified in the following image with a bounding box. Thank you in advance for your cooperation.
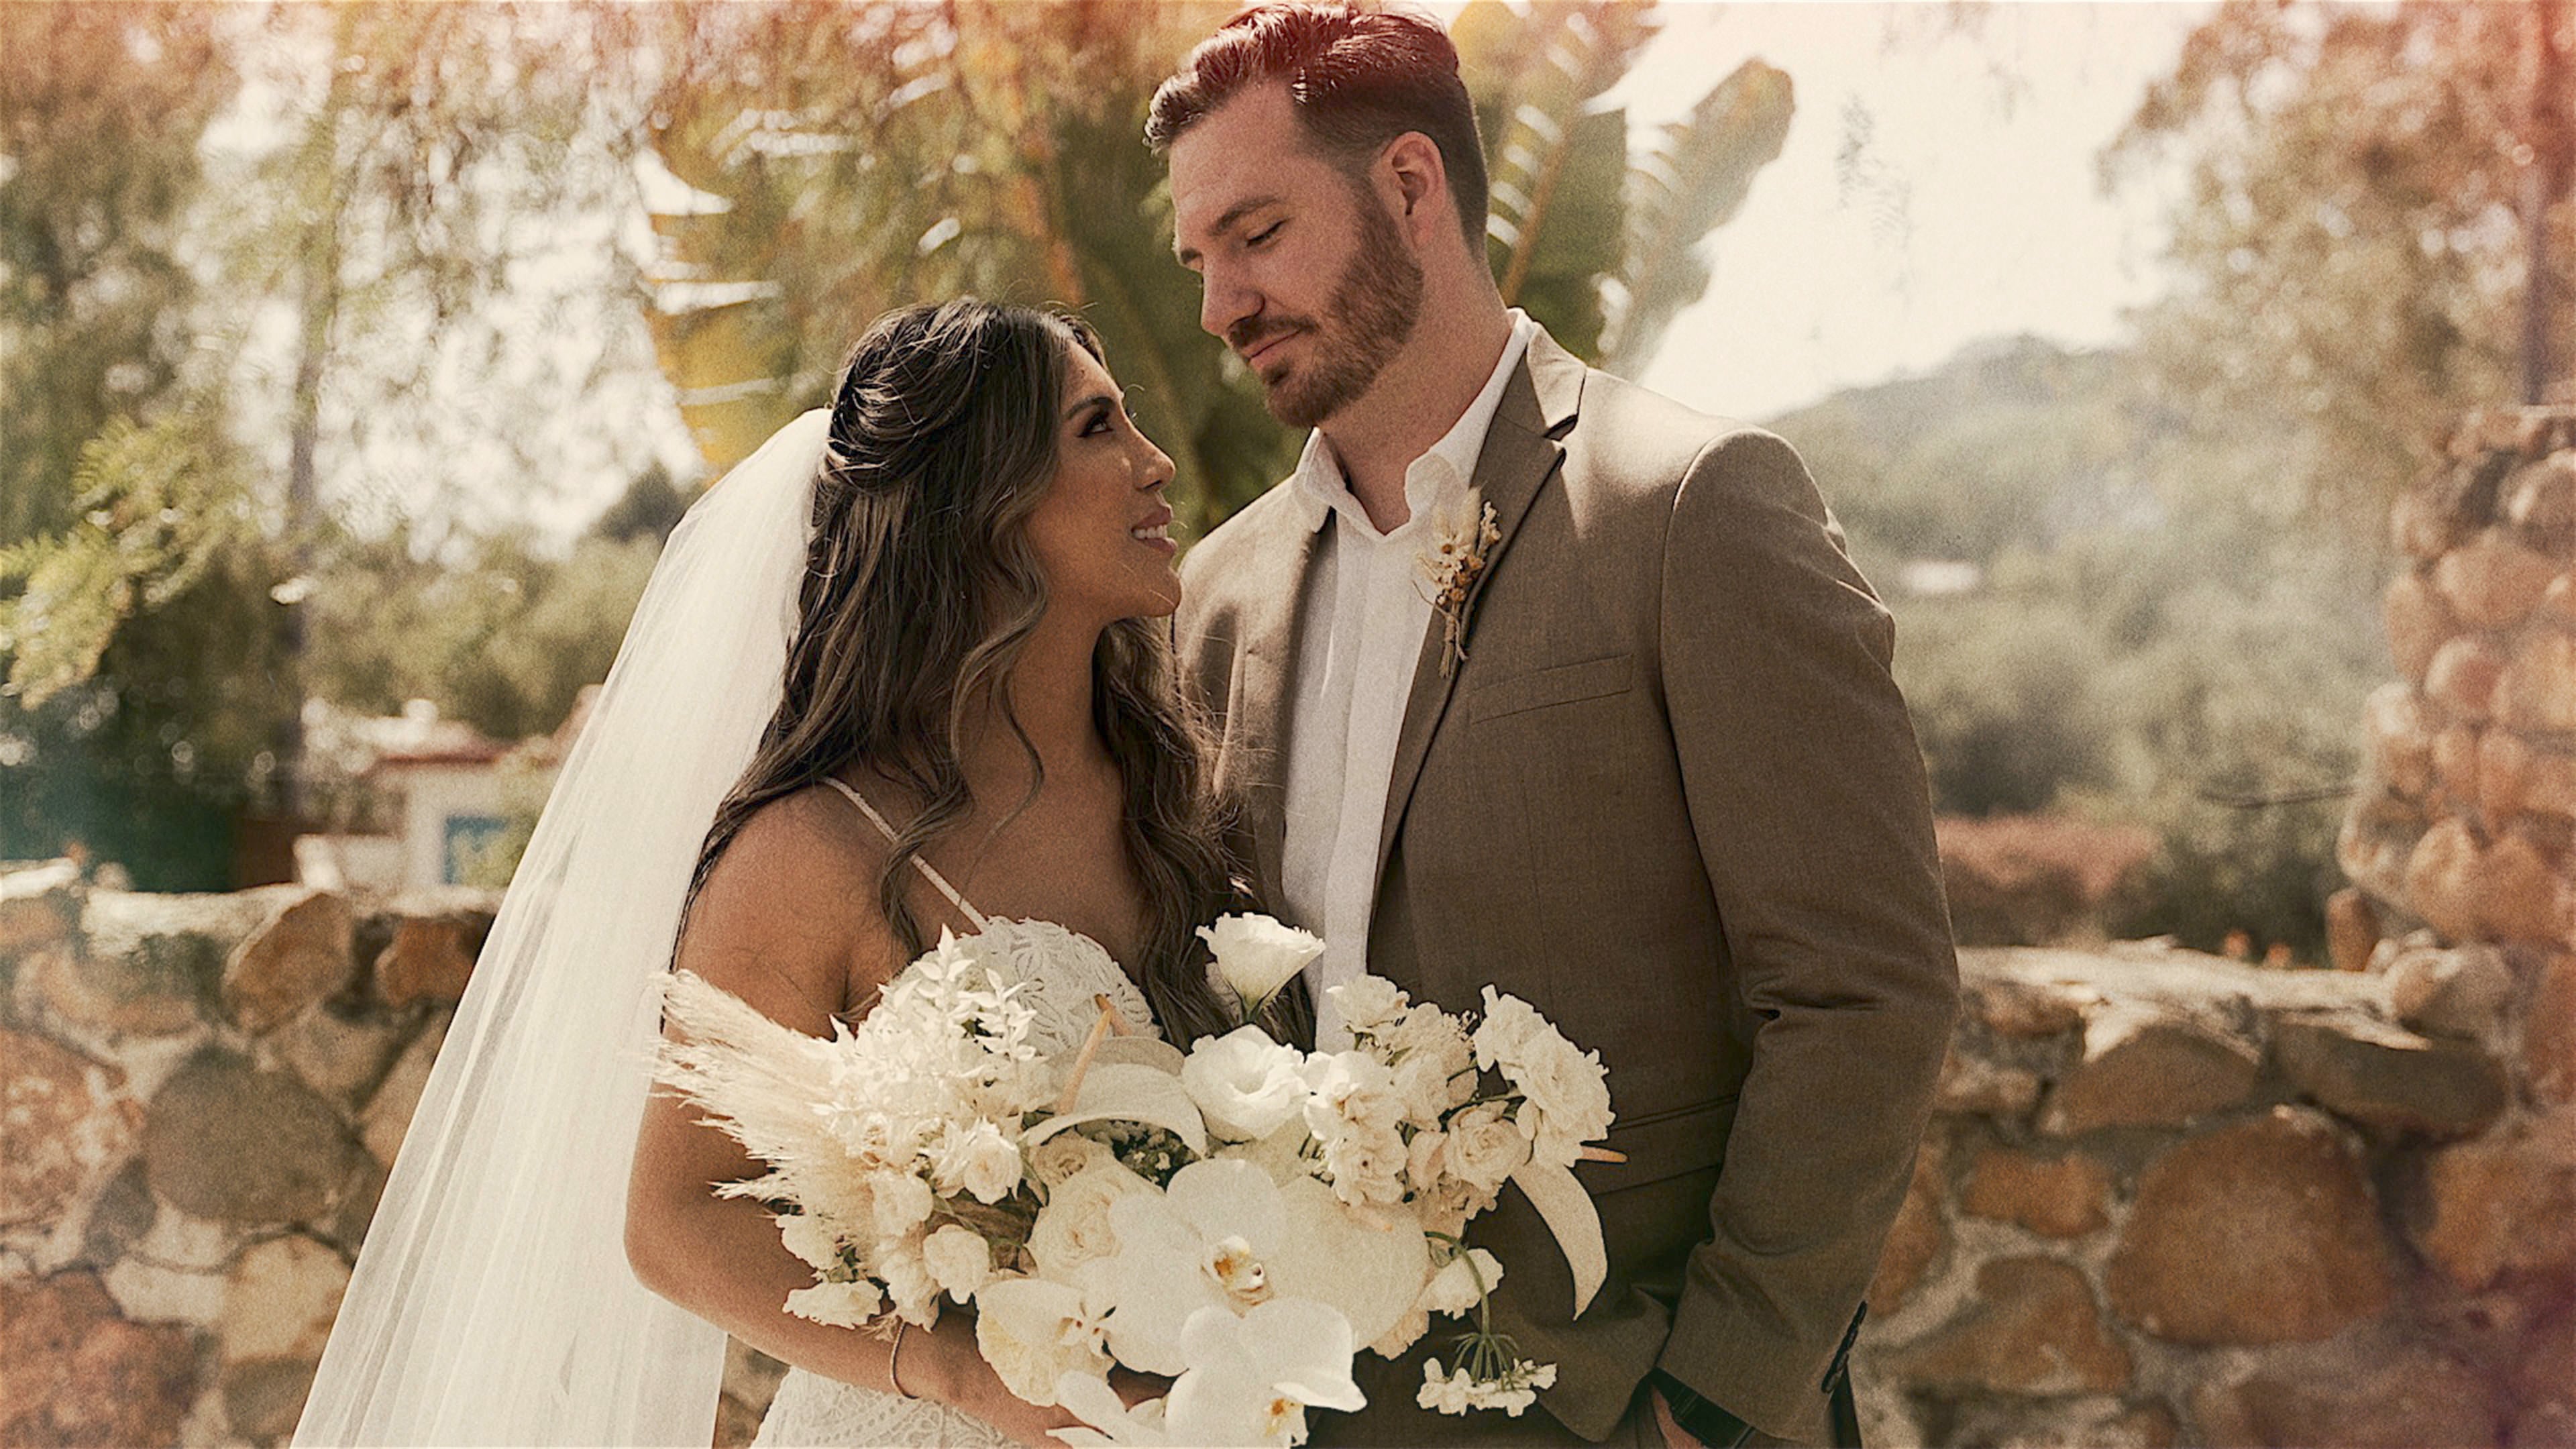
[1774,335,2387,959]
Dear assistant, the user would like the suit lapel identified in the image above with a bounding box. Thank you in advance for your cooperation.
[1214,502,1321,912]
[1371,331,1588,896]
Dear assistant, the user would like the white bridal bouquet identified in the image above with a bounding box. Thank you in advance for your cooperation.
[651,914,1617,1447]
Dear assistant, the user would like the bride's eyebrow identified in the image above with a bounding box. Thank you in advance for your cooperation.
[1062,392,1119,421]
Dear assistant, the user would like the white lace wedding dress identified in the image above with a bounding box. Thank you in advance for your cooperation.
[749,779,1161,1448]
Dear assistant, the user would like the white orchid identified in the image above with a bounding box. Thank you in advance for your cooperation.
[1056,1300,1364,1448]
[973,1275,1111,1409]
[1198,914,1326,1017]
[1100,1159,1298,1375]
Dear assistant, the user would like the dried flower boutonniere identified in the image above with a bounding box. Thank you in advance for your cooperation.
[1419,490,1503,678]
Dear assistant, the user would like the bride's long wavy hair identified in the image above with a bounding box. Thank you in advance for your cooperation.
[684,299,1297,1048]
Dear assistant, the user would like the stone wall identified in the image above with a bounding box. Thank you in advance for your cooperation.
[6,864,2571,1446]
[1853,941,2574,1448]
[2339,405,2576,967]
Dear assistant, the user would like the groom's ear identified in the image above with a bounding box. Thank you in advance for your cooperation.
[1376,131,1463,254]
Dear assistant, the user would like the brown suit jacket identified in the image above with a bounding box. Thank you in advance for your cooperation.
[1173,329,1957,1446]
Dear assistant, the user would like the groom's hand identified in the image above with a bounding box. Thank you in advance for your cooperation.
[1651,1388,1707,1449]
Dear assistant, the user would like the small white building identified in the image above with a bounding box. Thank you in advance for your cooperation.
[293,701,511,892]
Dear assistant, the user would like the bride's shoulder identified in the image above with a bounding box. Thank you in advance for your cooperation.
[676,786,904,1027]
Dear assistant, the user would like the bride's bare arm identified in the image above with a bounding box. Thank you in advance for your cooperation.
[623,789,1073,1444]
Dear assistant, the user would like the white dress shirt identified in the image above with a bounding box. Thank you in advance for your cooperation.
[1282,309,1538,1049]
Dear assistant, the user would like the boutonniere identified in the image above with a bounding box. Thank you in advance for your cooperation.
[1418,490,1503,678]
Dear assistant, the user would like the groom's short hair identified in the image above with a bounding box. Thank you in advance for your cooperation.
[1147,2,1489,252]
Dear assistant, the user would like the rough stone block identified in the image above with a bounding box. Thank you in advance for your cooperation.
[1961,1147,2112,1238]
[2385,943,2515,1040]
[2404,818,2489,943]
[0,1026,139,1230]
[2506,453,2576,557]
[2194,1348,2501,1449]
[143,1049,361,1226]
[0,861,80,955]
[1966,973,2090,1038]
[2482,832,2575,947]
[223,1356,320,1444]
[1933,1049,2042,1118]
[2042,1007,2260,1134]
[361,1018,447,1169]
[2106,1107,2394,1344]
[374,914,478,1008]
[2528,952,2576,1104]
[2499,632,2576,734]
[2384,570,2458,683]
[2412,1128,2576,1291]
[2426,636,2510,724]
[275,1001,409,1107]
[2434,723,2485,802]
[2273,1013,2507,1137]
[1867,1136,1948,1315]
[1884,1256,2131,1395]
[2364,682,2436,794]
[221,887,356,1034]
[80,1156,156,1271]
[0,1270,198,1448]
[2326,887,2379,973]
[2436,527,2561,628]
[219,1233,350,1362]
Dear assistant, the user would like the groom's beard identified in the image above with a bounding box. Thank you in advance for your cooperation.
[1237,195,1424,430]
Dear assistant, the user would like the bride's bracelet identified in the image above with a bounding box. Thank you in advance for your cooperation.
[888,1320,918,1401]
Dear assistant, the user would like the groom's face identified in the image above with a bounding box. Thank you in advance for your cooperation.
[1169,83,1424,429]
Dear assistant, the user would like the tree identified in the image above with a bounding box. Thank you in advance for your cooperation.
[638,0,1792,533]
[2106,0,2576,525]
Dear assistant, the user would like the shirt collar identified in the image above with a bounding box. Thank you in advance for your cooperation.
[1289,309,1538,537]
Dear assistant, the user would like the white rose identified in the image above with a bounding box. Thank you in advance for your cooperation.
[1181,1026,1311,1142]
[1027,1160,1158,1281]
[1421,1248,1504,1316]
[1472,987,1550,1072]
[1446,1102,1532,1193]
[922,1224,993,1303]
[1326,976,1409,1035]
[1299,1051,1404,1136]
[1029,1132,1114,1190]
[1405,1128,1447,1193]
[783,1277,883,1328]
[974,1275,1110,1408]
[1317,1118,1407,1208]
[1198,914,1326,1014]
[1393,1051,1464,1126]
[777,1214,843,1272]
[878,1243,941,1328]
[930,1120,1023,1205]
[1512,1039,1613,1167]
[871,1172,935,1240]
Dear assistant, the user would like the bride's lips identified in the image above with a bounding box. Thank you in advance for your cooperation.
[1128,505,1177,557]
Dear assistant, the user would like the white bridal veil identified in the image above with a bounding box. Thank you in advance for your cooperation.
[294,411,832,1446]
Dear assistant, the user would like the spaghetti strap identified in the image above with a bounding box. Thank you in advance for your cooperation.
[818,776,991,932]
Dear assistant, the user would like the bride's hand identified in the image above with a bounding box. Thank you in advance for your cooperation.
[902,1315,1130,1448]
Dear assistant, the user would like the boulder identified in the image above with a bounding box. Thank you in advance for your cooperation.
[2436,527,2561,628]
[2385,943,2516,1041]
[0,1026,139,1229]
[2273,1014,2508,1138]
[2326,886,2380,973]
[1883,1256,2131,1395]
[2412,1128,2576,1291]
[221,887,356,1034]
[2194,1348,2501,1449]
[2499,632,2576,734]
[142,1049,360,1226]
[219,1233,351,1362]
[2404,818,2490,943]
[275,1000,410,1107]
[373,914,479,1008]
[361,1017,448,1169]
[223,1356,320,1444]
[2106,1108,2394,1344]
[2481,833,2574,947]
[2042,1007,2259,1134]
[2426,636,2509,724]
[0,1270,198,1448]
[1960,1147,2112,1238]
[2385,570,2458,683]
[2528,952,2576,1104]
[2505,452,2576,557]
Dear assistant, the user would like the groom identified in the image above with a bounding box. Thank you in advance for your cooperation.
[1155,5,1955,1446]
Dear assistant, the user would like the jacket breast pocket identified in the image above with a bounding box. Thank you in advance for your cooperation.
[1466,653,1635,724]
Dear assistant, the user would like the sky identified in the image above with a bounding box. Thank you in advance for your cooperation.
[1609,1,2212,421]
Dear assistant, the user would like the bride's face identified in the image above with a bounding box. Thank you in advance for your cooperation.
[1025,340,1182,621]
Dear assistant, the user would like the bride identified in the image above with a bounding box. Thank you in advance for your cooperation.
[294,300,1306,1448]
